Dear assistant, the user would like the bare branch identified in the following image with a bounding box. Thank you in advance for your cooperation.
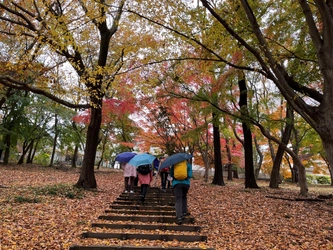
[0,76,90,109]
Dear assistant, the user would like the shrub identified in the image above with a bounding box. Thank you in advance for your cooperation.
[316,175,331,185]
[306,174,331,185]
[31,184,85,199]
[14,195,40,203]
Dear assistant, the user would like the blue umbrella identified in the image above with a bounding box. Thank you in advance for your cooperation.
[159,153,193,170]
[128,153,156,167]
[153,158,160,170]
[115,152,136,163]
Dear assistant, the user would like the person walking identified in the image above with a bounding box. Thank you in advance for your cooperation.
[137,164,153,203]
[169,159,193,225]
[121,162,137,193]
[159,154,170,191]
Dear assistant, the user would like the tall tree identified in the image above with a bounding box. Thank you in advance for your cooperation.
[0,0,137,188]
[197,0,333,182]
[238,79,259,188]
[269,104,294,188]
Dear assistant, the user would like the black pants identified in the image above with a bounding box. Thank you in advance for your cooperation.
[134,176,138,187]
[173,183,189,218]
[160,172,168,189]
[141,184,149,200]
[160,172,170,190]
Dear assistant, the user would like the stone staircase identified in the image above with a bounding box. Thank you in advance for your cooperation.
[69,187,214,250]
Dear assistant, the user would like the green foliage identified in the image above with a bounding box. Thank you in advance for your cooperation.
[306,174,331,185]
[31,183,85,199]
[14,195,40,203]
[33,152,50,165]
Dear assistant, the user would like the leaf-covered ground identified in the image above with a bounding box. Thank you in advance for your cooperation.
[0,164,333,250]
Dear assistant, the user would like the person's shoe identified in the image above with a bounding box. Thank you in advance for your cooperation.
[183,212,191,217]
[176,216,183,225]
[130,190,134,193]
[161,189,166,192]
[124,190,128,193]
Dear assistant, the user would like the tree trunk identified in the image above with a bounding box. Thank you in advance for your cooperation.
[72,145,78,168]
[203,153,210,182]
[30,140,38,164]
[17,140,33,164]
[238,79,259,188]
[3,133,10,165]
[49,114,58,167]
[321,137,333,185]
[292,166,299,183]
[75,106,101,189]
[225,138,233,181]
[297,163,308,196]
[212,112,225,186]
[253,135,263,178]
[97,134,107,170]
[27,139,39,164]
[270,104,293,188]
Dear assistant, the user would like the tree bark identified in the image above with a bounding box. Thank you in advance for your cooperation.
[49,114,58,167]
[253,135,263,178]
[225,138,233,181]
[72,145,78,168]
[212,112,225,186]
[270,104,293,188]
[3,133,10,165]
[75,105,101,189]
[238,79,259,188]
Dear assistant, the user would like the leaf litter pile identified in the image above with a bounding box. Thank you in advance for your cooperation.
[1,165,333,249]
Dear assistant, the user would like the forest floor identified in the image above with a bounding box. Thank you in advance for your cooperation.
[0,164,333,250]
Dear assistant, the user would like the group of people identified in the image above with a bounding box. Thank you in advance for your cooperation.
[121,153,193,225]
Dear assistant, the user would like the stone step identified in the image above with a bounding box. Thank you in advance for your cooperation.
[81,232,207,242]
[116,196,174,202]
[98,215,195,224]
[113,200,174,206]
[110,204,174,211]
[91,223,202,232]
[105,209,175,216]
[120,193,174,198]
[70,245,215,250]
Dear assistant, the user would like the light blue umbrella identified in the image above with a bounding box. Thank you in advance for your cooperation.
[128,153,156,167]
[159,153,192,170]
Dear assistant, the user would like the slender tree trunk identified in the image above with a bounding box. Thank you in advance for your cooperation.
[3,133,10,165]
[225,138,233,181]
[268,136,276,163]
[270,104,293,188]
[203,153,210,182]
[27,138,39,164]
[30,140,38,164]
[97,134,107,170]
[212,112,225,186]
[50,114,58,167]
[253,135,263,178]
[72,145,78,168]
[17,140,33,164]
[75,105,101,189]
[238,79,259,188]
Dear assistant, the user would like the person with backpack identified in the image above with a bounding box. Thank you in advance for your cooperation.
[159,154,171,192]
[137,164,153,203]
[169,159,193,225]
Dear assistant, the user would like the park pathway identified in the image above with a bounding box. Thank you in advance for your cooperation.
[69,187,214,250]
